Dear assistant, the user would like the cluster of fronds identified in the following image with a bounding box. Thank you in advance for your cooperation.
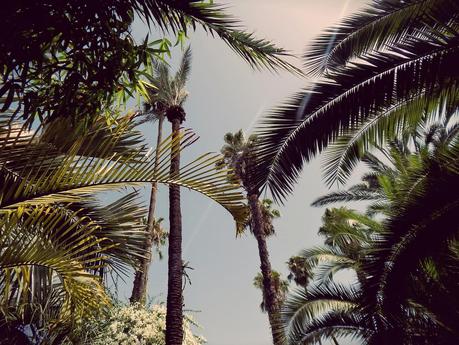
[254,0,459,201]
[0,114,246,340]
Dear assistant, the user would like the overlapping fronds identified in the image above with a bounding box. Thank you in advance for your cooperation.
[254,0,459,201]
[282,284,366,345]
[0,205,111,326]
[52,192,149,278]
[304,0,456,75]
[0,117,247,231]
[296,247,356,285]
[361,140,459,320]
[0,114,247,336]
[283,122,459,344]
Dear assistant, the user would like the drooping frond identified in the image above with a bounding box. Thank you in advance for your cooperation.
[361,142,459,319]
[0,205,111,326]
[283,283,367,345]
[136,0,299,73]
[296,246,356,285]
[254,1,459,200]
[58,191,149,278]
[0,117,247,232]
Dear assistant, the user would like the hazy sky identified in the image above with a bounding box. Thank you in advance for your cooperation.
[121,1,369,344]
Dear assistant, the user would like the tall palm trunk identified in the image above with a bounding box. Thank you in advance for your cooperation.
[165,113,184,345]
[131,116,164,304]
[248,193,285,345]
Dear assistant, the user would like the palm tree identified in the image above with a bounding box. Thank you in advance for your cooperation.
[135,46,192,344]
[131,48,191,305]
[283,122,459,344]
[218,130,285,345]
[253,0,459,202]
[254,270,289,313]
[0,114,246,342]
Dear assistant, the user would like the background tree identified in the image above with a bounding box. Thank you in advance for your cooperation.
[254,271,289,313]
[218,130,285,345]
[131,47,191,305]
[0,0,297,127]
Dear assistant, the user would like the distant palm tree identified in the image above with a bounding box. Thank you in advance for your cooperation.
[254,0,459,201]
[218,130,285,345]
[137,47,192,345]
[254,270,289,313]
[131,48,191,304]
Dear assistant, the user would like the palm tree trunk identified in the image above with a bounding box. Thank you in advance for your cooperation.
[165,117,183,345]
[248,193,285,345]
[131,116,164,304]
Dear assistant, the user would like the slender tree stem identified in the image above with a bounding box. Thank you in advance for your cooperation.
[166,117,183,345]
[248,193,285,345]
[131,115,164,304]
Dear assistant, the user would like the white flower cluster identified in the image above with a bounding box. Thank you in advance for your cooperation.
[89,304,206,345]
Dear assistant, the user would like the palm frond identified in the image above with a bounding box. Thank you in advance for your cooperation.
[361,144,459,317]
[175,46,192,88]
[0,205,111,327]
[312,189,382,207]
[304,0,457,75]
[58,191,148,278]
[0,118,247,232]
[283,284,367,345]
[254,5,459,200]
[144,1,299,73]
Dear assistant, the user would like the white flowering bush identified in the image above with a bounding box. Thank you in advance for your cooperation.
[78,303,205,345]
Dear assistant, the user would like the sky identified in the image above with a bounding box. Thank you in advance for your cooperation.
[119,1,369,344]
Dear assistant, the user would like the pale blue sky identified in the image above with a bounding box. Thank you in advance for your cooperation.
[118,1,369,344]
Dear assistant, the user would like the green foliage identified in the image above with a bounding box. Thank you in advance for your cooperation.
[253,271,289,313]
[0,0,297,127]
[254,0,459,201]
[0,114,246,341]
[283,122,459,344]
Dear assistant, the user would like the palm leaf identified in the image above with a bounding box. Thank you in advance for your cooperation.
[254,4,459,201]
[0,117,247,232]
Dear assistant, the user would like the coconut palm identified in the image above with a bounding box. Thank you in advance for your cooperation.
[218,130,285,345]
[131,47,192,305]
[0,114,246,342]
[254,0,459,202]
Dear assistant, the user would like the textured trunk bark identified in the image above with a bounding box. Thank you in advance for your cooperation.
[165,117,183,345]
[131,116,164,304]
[248,193,285,345]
